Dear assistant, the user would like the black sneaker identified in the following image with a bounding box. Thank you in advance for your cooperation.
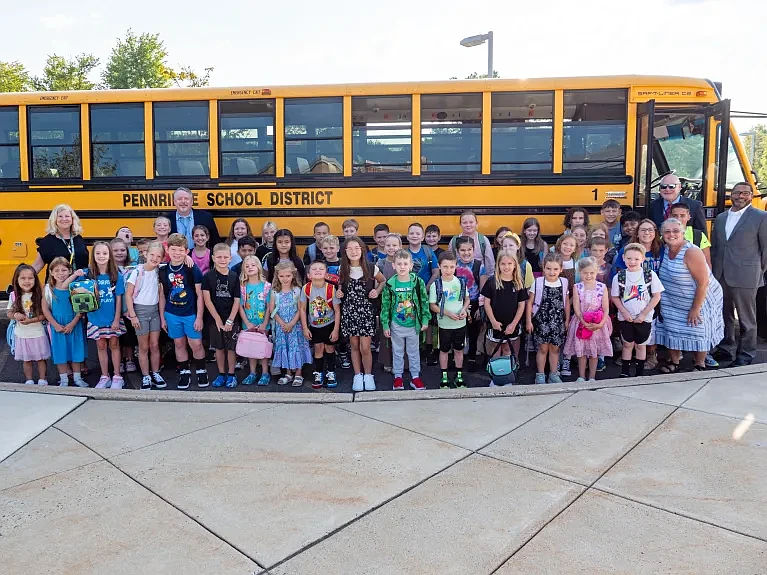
[141,375,152,390]
[196,370,209,388]
[177,370,191,390]
[440,374,454,389]
[340,354,351,369]
[151,372,167,389]
[427,349,439,366]
[454,372,466,388]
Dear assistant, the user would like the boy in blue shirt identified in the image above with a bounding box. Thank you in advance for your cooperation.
[454,236,488,370]
[368,223,390,264]
[407,222,439,286]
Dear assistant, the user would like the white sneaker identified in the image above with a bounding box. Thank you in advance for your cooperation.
[72,377,89,388]
[352,373,364,392]
[363,374,376,391]
[110,375,125,390]
[24,380,35,385]
[37,379,48,386]
[95,376,111,389]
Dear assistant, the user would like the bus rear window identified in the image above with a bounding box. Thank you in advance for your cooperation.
[563,89,627,172]
[91,103,145,178]
[0,106,20,180]
[29,105,82,180]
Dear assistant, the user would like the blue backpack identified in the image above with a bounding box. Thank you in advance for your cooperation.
[69,274,100,313]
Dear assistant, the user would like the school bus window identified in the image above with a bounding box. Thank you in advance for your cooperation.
[352,95,412,174]
[563,89,627,172]
[153,101,209,177]
[284,97,343,175]
[29,105,82,180]
[421,93,482,172]
[491,91,553,172]
[0,106,20,180]
[90,103,145,178]
[219,99,275,176]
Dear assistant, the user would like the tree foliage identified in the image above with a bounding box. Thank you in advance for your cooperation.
[171,65,214,88]
[450,71,500,80]
[102,29,175,89]
[0,61,32,92]
[742,124,767,186]
[32,54,100,91]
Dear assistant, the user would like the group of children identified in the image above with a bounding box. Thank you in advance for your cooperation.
[7,199,672,389]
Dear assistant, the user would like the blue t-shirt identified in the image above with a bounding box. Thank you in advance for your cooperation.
[455,260,485,301]
[87,272,125,327]
[409,246,437,284]
[159,264,203,316]
[368,248,387,265]
[244,281,271,324]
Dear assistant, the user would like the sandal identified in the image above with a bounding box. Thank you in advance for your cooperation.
[292,376,304,387]
[693,364,706,371]
[277,375,293,386]
[659,362,681,374]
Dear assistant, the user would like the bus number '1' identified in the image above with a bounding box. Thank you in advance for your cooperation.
[593,188,598,201]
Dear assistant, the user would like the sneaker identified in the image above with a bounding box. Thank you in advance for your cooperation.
[257,373,271,386]
[211,374,226,388]
[427,349,439,366]
[534,373,546,384]
[24,380,35,385]
[242,373,257,386]
[596,357,606,372]
[645,354,659,370]
[704,354,719,368]
[410,377,425,391]
[196,370,209,388]
[393,377,404,391]
[119,361,126,374]
[363,374,376,391]
[588,378,597,382]
[383,366,393,373]
[325,371,337,388]
[225,374,238,388]
[312,371,323,389]
[576,377,586,383]
[206,349,216,363]
[95,376,111,389]
[352,373,364,392]
[560,358,571,377]
[548,373,563,384]
[440,373,451,389]
[614,357,623,366]
[37,379,48,386]
[177,370,191,390]
[125,359,137,373]
[340,354,351,369]
[454,372,466,388]
[111,375,125,390]
[467,358,478,372]
[151,372,167,389]
[141,375,152,390]
[59,377,69,387]
[235,360,245,371]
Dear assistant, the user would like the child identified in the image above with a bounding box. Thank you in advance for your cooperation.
[448,211,495,275]
[320,235,342,287]
[7,264,51,385]
[379,233,402,280]
[303,221,330,265]
[339,236,385,392]
[563,257,613,382]
[563,207,590,232]
[300,260,341,388]
[116,226,139,266]
[377,233,403,372]
[111,238,137,374]
[454,236,488,371]
[263,229,306,284]
[500,232,533,289]
[41,258,87,387]
[86,241,127,389]
[587,237,613,373]
[613,211,641,254]
[493,226,512,258]
[522,217,547,278]
[255,220,278,262]
[190,225,212,276]
[230,235,257,277]
[159,234,208,390]
[271,262,312,385]
[136,238,151,265]
[126,241,165,390]
[553,234,579,377]
[429,251,471,389]
[342,218,359,240]
[407,222,439,286]
[202,243,241,388]
[238,255,272,386]
[154,216,171,261]
[610,243,663,378]
[570,225,589,257]
[600,199,623,247]
[482,250,528,370]
[670,203,711,267]
[380,249,430,390]
[227,218,253,269]
[526,253,570,384]
[425,224,445,258]
[368,223,390,264]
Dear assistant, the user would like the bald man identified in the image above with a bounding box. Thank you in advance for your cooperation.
[650,174,706,232]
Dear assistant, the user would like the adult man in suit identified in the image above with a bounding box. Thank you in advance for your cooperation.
[650,174,706,232]
[166,187,221,248]
[711,182,767,366]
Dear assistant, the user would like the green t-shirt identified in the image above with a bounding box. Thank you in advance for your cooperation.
[429,276,466,329]
[684,226,711,249]
[392,278,417,328]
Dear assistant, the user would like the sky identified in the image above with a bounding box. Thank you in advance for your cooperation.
[1,0,764,132]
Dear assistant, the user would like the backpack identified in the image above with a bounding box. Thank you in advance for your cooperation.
[6,292,16,356]
[486,350,519,386]
[306,243,318,262]
[422,245,436,275]
[301,282,336,323]
[616,268,658,320]
[69,274,100,313]
[123,266,146,316]
[691,228,704,247]
[520,259,528,284]
[434,275,467,318]
[450,233,490,259]
[531,276,569,316]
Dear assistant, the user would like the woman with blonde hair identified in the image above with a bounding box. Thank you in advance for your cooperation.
[32,204,89,282]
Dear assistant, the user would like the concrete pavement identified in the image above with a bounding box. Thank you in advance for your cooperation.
[0,365,765,574]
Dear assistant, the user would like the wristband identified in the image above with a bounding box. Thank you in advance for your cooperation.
[225,319,234,325]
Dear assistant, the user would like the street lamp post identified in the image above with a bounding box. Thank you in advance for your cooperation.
[459,31,494,78]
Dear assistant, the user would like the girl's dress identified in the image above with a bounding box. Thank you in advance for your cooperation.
[341,266,376,338]
[563,282,613,358]
[533,281,566,347]
[271,288,311,369]
[48,287,86,364]
[7,292,50,361]
[243,281,271,325]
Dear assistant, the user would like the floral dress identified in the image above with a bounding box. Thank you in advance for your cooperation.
[341,274,376,338]
[271,288,312,370]
[533,283,566,347]
[563,282,613,358]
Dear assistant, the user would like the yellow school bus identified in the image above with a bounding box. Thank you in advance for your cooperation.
[0,74,756,288]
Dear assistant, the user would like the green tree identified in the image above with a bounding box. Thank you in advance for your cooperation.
[32,54,99,91]
[450,71,500,80]
[742,125,767,186]
[172,65,214,88]
[0,61,32,92]
[102,29,175,89]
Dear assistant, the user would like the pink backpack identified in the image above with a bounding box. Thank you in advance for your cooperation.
[531,276,569,316]
[236,330,273,359]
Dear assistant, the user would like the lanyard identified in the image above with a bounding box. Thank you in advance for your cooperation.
[57,234,75,265]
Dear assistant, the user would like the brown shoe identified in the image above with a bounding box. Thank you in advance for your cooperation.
[645,354,658,370]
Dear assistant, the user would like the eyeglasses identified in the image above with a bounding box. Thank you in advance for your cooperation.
[638,227,655,233]
[731,190,753,197]
[659,184,678,190]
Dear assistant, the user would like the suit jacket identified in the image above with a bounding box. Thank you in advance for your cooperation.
[650,196,706,232]
[711,207,767,289]
[167,208,221,247]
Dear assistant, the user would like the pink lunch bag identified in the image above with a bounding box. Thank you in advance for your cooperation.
[235,330,273,359]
